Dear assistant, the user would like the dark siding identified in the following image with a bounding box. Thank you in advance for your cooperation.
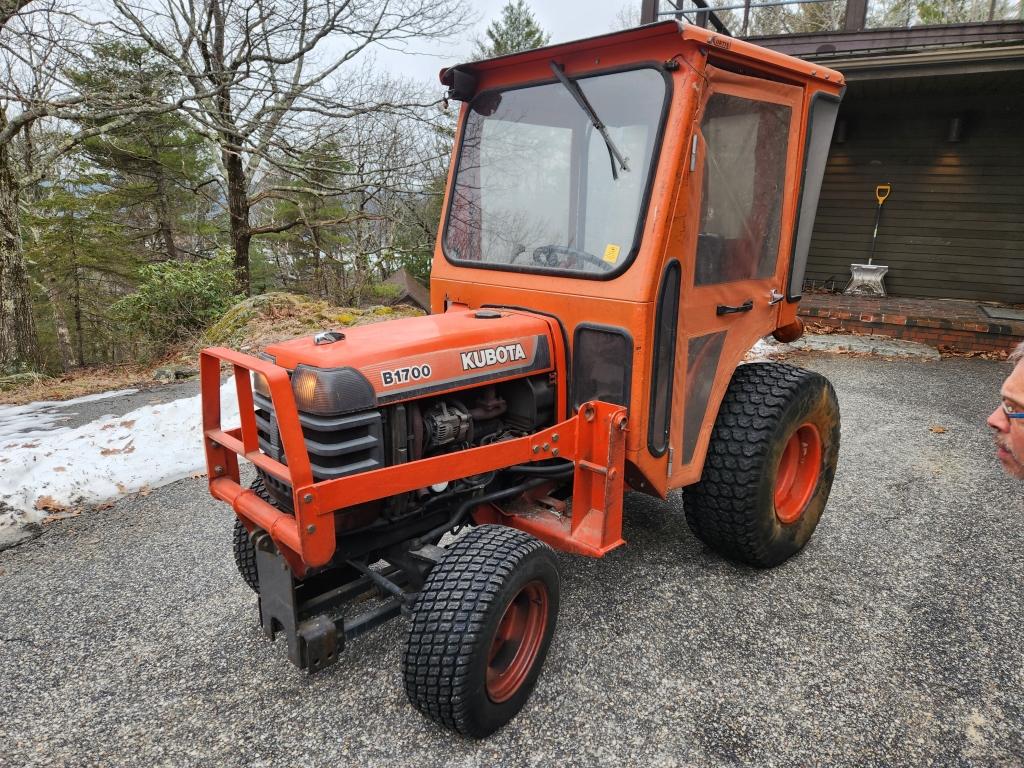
[804,78,1024,303]
[749,21,1024,59]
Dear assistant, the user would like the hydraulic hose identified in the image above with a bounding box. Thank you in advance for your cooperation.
[410,476,552,549]
[505,461,574,477]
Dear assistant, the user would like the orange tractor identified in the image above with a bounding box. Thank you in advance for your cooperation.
[201,21,843,737]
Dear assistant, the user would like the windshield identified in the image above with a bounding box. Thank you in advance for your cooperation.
[444,67,668,277]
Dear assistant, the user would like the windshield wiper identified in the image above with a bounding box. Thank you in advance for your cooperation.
[549,61,630,180]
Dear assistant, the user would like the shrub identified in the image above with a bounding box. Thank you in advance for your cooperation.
[368,282,401,302]
[113,255,241,345]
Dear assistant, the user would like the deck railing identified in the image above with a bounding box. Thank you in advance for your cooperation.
[641,0,1024,38]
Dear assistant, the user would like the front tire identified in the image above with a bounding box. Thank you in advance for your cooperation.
[683,362,840,568]
[402,525,560,738]
[231,475,282,592]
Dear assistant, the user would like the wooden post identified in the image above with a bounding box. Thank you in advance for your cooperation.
[640,0,659,24]
[843,0,868,31]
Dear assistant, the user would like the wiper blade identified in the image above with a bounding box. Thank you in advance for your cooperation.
[549,61,630,180]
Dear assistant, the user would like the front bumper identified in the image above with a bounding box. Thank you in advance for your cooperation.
[200,346,628,577]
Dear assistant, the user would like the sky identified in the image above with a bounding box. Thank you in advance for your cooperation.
[372,0,640,86]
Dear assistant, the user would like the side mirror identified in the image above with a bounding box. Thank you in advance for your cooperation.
[439,67,478,103]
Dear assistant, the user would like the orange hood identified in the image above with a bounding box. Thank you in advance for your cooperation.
[264,308,555,404]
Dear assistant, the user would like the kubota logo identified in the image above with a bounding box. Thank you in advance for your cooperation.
[461,343,527,370]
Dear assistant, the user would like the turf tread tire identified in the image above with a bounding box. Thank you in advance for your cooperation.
[231,476,280,592]
[402,524,559,738]
[683,362,840,568]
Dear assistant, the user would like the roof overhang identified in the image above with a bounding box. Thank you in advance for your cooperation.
[746,20,1024,81]
[821,43,1024,80]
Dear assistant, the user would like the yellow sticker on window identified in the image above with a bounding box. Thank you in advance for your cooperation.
[603,244,621,264]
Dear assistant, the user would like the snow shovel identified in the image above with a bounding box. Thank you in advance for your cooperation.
[845,183,891,297]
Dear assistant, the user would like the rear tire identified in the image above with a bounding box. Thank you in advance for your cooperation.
[683,362,840,568]
[403,525,560,738]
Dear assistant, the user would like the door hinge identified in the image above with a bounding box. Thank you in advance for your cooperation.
[769,288,785,306]
[668,446,675,477]
[690,134,698,172]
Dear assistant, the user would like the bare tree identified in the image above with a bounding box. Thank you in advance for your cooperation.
[257,78,453,303]
[612,4,642,29]
[0,0,33,29]
[0,1,183,370]
[110,0,467,295]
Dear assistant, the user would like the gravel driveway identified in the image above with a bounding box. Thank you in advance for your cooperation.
[1,352,1022,767]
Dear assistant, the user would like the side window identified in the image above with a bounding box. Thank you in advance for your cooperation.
[695,93,791,286]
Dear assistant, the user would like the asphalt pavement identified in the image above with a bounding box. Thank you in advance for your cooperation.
[1,352,1022,767]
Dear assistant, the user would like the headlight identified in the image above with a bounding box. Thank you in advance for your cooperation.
[251,353,275,398]
[290,365,377,415]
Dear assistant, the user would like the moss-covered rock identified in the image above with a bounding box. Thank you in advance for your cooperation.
[0,371,51,392]
[199,292,423,355]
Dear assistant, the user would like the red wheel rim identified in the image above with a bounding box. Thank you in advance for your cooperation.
[486,580,548,703]
[774,423,822,524]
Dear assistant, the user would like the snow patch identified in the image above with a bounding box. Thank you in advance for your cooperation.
[0,388,138,441]
[0,381,239,526]
[744,337,788,362]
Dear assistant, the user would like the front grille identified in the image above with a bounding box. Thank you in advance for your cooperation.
[253,392,384,481]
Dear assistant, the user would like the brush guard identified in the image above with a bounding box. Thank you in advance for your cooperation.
[200,347,628,667]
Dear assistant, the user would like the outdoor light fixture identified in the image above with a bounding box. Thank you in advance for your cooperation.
[947,115,964,143]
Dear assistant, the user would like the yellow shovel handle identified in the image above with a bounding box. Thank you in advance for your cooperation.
[875,184,891,205]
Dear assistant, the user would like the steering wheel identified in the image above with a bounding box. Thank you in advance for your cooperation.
[532,244,613,273]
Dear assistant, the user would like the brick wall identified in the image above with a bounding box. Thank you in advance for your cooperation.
[799,307,1022,353]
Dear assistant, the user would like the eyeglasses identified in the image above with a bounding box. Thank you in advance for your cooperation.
[1002,400,1024,420]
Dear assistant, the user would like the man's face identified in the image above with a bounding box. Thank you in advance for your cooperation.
[988,360,1024,479]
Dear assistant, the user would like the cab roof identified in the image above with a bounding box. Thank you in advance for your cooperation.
[440,20,844,96]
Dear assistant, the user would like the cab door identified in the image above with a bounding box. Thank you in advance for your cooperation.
[666,65,805,490]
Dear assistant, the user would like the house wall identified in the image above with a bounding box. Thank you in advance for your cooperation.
[804,77,1024,303]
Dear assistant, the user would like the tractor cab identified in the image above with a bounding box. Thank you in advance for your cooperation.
[433,20,844,495]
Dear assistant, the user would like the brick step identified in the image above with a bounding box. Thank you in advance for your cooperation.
[798,295,1024,354]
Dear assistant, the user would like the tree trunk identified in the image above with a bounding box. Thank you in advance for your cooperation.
[154,170,180,261]
[43,274,76,372]
[64,210,84,366]
[71,260,83,366]
[222,145,251,294]
[0,107,38,371]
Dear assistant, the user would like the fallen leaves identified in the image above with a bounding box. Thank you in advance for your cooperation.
[42,509,81,524]
[100,439,135,456]
[34,495,67,512]
[930,426,947,434]
[938,346,1009,360]
[803,322,844,335]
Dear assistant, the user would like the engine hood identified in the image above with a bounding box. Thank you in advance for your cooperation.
[264,308,555,404]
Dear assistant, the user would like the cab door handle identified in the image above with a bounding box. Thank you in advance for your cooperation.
[716,299,754,315]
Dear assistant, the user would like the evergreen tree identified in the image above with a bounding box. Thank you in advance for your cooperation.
[24,161,137,369]
[67,40,215,264]
[474,1,550,59]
